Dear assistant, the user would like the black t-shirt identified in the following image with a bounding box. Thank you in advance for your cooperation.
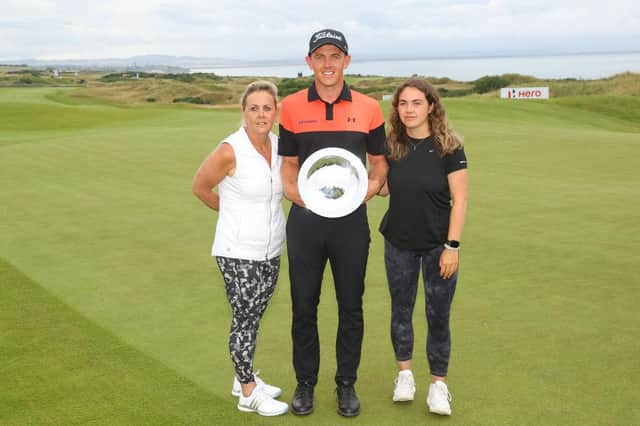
[379,135,467,251]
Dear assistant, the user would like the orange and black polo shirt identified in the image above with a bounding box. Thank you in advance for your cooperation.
[278,83,386,165]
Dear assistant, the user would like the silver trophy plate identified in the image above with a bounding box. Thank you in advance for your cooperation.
[298,147,368,218]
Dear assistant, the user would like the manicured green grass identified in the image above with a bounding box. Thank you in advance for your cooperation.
[2,87,639,425]
[0,258,238,425]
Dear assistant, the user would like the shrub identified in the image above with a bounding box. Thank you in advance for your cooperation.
[99,73,132,83]
[438,87,473,98]
[99,72,220,83]
[501,73,537,84]
[163,73,194,83]
[429,77,454,85]
[172,96,209,104]
[473,75,510,94]
[8,69,45,76]
[278,77,313,97]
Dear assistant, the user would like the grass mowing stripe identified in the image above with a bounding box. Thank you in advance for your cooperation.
[2,87,639,424]
[0,257,258,426]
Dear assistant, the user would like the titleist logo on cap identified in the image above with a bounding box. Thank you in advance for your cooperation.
[312,31,343,43]
[308,28,348,55]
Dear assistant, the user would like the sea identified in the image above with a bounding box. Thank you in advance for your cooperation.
[191,52,640,81]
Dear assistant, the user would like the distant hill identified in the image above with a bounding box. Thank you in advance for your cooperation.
[12,55,255,71]
[11,50,640,74]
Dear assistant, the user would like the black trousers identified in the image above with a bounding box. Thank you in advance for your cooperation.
[286,204,370,386]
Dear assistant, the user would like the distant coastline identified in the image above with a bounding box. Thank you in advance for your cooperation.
[217,50,640,68]
[3,49,638,70]
[190,52,640,81]
[3,50,640,82]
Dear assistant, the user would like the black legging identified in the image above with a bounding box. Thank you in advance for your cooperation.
[384,239,457,377]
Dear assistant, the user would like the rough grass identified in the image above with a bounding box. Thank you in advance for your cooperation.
[3,67,638,106]
[1,87,639,425]
[547,72,640,97]
[552,95,640,131]
[80,80,238,104]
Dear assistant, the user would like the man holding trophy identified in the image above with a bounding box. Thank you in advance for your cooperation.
[278,29,388,417]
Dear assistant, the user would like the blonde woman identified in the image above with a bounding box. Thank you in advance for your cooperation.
[192,81,287,417]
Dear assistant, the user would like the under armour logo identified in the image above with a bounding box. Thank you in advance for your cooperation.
[347,117,356,123]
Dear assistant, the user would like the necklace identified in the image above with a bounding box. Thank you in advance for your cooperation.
[409,136,430,151]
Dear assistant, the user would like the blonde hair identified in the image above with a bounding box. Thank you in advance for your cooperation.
[387,78,462,160]
[240,80,278,110]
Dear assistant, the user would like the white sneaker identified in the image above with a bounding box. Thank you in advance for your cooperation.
[231,372,282,398]
[392,370,416,402]
[427,381,452,415]
[237,386,288,416]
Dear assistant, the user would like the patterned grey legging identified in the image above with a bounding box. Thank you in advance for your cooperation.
[216,256,280,384]
[384,240,457,377]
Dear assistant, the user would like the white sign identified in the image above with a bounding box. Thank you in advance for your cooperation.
[500,87,549,99]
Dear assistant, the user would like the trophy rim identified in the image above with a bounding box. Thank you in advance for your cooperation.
[298,147,368,218]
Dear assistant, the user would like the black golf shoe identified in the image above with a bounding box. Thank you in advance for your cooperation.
[291,382,314,415]
[336,384,360,417]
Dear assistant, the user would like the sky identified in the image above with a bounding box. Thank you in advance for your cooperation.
[1,0,639,62]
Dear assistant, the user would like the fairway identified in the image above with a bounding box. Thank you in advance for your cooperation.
[2,87,639,425]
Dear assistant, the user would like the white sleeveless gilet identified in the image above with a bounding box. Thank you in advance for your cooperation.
[211,127,285,261]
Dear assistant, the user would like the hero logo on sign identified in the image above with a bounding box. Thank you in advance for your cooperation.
[500,87,549,99]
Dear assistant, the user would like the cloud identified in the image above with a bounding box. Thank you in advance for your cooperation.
[0,0,638,60]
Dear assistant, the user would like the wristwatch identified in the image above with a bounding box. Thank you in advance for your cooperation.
[444,240,460,250]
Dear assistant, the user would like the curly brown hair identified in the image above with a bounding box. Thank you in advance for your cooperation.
[387,78,462,161]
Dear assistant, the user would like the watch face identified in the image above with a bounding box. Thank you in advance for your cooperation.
[446,240,460,248]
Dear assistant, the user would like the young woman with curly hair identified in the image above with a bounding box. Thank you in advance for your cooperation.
[378,78,468,416]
